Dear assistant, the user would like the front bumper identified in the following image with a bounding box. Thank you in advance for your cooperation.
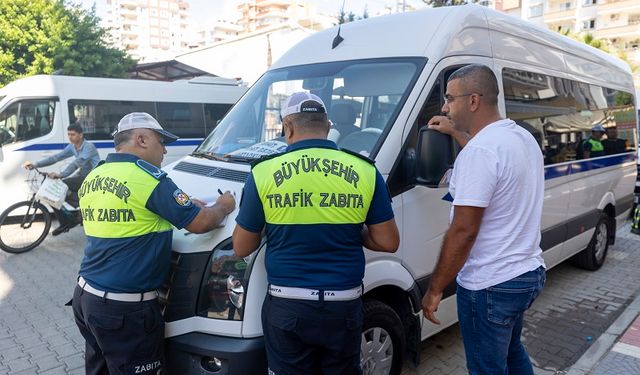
[165,333,266,374]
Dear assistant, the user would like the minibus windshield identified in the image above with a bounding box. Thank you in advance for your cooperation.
[195,58,424,161]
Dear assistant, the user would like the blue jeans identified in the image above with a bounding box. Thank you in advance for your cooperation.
[456,266,545,375]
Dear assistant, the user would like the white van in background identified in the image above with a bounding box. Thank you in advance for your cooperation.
[155,5,636,374]
[0,75,247,213]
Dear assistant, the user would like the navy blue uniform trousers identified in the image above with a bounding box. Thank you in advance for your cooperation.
[72,285,164,375]
[262,294,363,375]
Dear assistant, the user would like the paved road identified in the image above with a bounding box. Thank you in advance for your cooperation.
[402,222,640,375]
[1,222,639,374]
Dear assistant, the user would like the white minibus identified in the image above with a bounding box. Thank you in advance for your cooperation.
[158,5,637,374]
[0,75,247,213]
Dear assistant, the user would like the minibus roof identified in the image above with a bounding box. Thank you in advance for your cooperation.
[271,4,633,92]
[0,74,246,104]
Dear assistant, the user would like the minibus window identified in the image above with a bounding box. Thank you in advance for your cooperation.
[503,67,637,165]
[156,102,206,138]
[204,103,232,135]
[196,57,424,161]
[70,100,155,140]
[0,102,18,145]
[387,65,463,196]
[0,100,55,145]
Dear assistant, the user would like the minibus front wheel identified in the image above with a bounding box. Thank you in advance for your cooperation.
[361,299,405,375]
[571,213,610,271]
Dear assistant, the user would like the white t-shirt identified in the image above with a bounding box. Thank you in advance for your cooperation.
[450,119,545,291]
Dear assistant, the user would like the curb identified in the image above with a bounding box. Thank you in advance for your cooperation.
[566,290,640,375]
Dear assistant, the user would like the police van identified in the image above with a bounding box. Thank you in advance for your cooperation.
[160,5,638,374]
[0,75,246,213]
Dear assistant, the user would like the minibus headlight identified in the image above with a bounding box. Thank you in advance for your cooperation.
[226,275,244,309]
[197,238,252,321]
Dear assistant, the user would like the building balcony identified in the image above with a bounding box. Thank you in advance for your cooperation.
[124,40,139,49]
[119,7,138,19]
[256,0,290,6]
[597,0,640,14]
[120,27,138,37]
[543,6,576,23]
[501,0,521,10]
[592,23,640,39]
[256,10,288,19]
[119,0,137,8]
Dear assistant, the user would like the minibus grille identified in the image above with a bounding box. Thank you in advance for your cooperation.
[173,161,249,182]
[159,251,210,322]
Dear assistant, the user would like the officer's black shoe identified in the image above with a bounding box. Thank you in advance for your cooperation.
[52,224,70,236]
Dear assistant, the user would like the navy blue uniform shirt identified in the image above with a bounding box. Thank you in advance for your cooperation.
[79,153,200,293]
[236,139,394,290]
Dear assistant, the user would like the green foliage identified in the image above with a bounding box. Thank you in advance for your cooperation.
[337,8,369,24]
[0,0,136,87]
[614,91,633,106]
[561,30,639,71]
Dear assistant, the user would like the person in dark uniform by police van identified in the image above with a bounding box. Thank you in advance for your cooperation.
[232,92,400,374]
[71,112,236,375]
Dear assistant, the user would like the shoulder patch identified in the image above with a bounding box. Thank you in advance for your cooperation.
[172,189,192,207]
[340,148,375,165]
[250,152,286,169]
[135,159,167,180]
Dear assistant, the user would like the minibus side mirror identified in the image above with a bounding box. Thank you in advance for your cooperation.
[415,127,454,187]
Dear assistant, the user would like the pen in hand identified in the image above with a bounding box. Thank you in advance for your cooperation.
[218,188,223,195]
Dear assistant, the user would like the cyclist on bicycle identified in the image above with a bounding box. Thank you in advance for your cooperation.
[23,123,100,235]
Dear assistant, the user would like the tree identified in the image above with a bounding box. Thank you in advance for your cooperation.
[422,0,467,7]
[338,9,347,24]
[337,10,369,24]
[0,0,135,87]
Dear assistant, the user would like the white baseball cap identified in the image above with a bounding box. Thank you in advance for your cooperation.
[113,112,179,144]
[280,92,327,120]
[591,124,606,132]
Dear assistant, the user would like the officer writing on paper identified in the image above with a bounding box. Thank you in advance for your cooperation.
[22,123,100,235]
[233,92,399,374]
[72,112,235,375]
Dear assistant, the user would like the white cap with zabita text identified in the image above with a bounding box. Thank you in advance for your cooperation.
[280,92,327,120]
[113,112,179,144]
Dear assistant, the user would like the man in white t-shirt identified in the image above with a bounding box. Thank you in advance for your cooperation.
[422,64,546,375]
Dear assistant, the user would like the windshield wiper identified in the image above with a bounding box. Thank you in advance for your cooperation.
[190,151,227,161]
[223,154,257,163]
[191,150,256,163]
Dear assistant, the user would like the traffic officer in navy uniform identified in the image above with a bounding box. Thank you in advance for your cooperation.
[72,112,235,375]
[233,92,400,374]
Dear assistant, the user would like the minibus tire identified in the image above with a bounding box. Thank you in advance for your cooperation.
[570,214,610,271]
[0,201,52,254]
[361,299,405,375]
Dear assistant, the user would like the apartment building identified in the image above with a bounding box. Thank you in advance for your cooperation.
[236,0,336,33]
[190,20,243,48]
[104,0,191,62]
[497,0,640,85]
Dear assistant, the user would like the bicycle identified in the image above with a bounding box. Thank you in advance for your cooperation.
[0,168,53,253]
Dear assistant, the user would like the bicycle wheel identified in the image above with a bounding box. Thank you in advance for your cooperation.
[0,200,52,253]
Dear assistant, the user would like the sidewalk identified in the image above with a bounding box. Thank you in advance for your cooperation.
[568,285,640,374]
